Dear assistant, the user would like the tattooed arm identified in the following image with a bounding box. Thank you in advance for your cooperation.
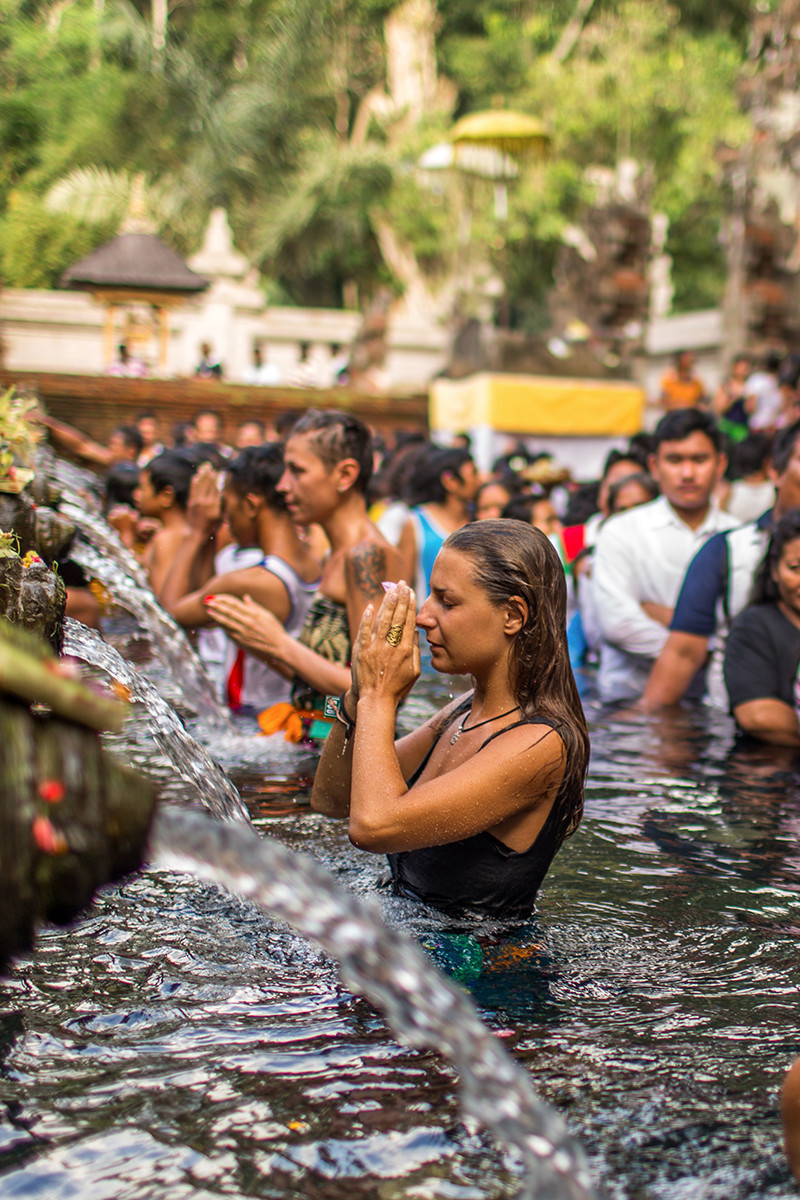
[345,534,404,646]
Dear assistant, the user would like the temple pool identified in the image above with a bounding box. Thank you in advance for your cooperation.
[1,674,798,1199]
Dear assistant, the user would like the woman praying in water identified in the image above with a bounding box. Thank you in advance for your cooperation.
[312,520,590,920]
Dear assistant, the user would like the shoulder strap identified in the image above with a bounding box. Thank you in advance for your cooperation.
[478,714,561,753]
[406,695,472,786]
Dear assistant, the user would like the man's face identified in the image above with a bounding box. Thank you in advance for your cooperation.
[447,459,480,504]
[236,423,264,449]
[598,458,642,516]
[108,432,135,464]
[195,415,221,443]
[649,432,723,514]
[134,470,161,517]
[137,418,158,447]
[222,482,257,546]
[278,433,341,525]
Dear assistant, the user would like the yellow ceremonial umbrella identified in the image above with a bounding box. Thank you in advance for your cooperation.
[450,110,552,161]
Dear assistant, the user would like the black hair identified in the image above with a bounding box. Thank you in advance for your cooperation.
[652,407,724,453]
[136,410,157,423]
[779,354,800,390]
[751,508,800,605]
[404,445,474,506]
[103,462,140,511]
[291,409,374,494]
[226,443,288,514]
[189,443,226,471]
[729,432,772,480]
[500,494,538,523]
[111,425,144,455]
[145,450,198,511]
[626,432,656,462]
[601,446,649,479]
[772,420,800,475]
[606,471,659,515]
[444,520,589,849]
[274,410,301,439]
[172,420,193,448]
[563,481,600,525]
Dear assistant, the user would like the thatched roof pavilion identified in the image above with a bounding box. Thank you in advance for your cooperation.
[62,233,208,295]
[62,233,208,373]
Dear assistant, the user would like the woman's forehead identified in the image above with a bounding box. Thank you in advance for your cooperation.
[430,547,475,587]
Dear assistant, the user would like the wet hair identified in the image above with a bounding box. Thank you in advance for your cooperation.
[751,508,800,605]
[606,471,659,515]
[404,445,474,506]
[146,450,198,511]
[103,462,140,511]
[111,424,143,456]
[652,408,723,453]
[443,519,589,848]
[291,409,373,494]
[772,420,800,475]
[226,443,288,514]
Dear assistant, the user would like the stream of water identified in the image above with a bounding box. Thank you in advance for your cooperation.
[1,672,799,1198]
[1,485,799,1197]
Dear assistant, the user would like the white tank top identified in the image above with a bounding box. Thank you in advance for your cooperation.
[225,554,320,710]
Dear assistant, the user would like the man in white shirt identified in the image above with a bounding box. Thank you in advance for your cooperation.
[592,408,739,702]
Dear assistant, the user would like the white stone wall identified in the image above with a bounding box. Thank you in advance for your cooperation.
[0,287,448,389]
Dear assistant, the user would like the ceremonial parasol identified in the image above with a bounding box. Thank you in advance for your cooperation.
[450,110,552,161]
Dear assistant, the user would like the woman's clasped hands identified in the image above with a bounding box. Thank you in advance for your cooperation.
[205,594,285,661]
[353,581,420,707]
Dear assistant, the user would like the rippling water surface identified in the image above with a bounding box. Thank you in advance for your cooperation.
[2,673,800,1199]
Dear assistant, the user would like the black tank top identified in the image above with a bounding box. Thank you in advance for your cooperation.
[388,702,574,921]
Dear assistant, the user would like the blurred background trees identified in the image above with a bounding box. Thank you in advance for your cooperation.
[0,0,764,323]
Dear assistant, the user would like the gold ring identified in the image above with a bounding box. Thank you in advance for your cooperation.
[386,625,403,646]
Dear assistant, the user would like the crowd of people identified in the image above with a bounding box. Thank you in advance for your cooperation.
[39,386,800,1168]
[46,377,800,761]
[34,365,800,929]
[104,339,350,389]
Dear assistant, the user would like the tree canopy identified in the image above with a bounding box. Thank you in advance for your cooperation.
[0,0,764,318]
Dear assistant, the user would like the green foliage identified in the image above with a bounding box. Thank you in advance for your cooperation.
[381,173,456,277]
[0,0,763,315]
[0,190,113,287]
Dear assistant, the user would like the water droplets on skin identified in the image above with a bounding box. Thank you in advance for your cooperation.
[150,807,598,1200]
[64,619,249,824]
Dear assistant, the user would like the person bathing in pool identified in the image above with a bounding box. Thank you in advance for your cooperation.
[312,520,590,921]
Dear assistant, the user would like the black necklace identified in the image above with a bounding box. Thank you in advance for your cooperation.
[450,704,520,745]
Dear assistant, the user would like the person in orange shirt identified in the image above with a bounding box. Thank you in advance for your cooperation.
[659,350,707,411]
